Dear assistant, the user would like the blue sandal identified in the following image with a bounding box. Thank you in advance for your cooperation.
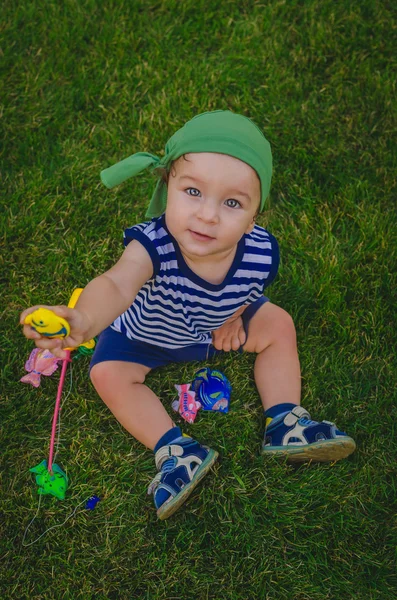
[262,406,356,463]
[148,436,219,520]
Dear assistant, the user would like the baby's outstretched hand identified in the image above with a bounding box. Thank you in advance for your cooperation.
[211,306,247,352]
[20,305,90,359]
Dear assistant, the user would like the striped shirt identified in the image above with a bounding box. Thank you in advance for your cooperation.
[111,214,279,348]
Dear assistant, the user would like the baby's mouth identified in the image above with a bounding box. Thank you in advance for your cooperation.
[189,230,215,241]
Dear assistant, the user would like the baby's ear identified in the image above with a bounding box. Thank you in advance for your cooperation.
[245,217,256,234]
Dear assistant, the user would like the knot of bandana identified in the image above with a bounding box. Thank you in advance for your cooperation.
[100,151,168,218]
[100,110,272,218]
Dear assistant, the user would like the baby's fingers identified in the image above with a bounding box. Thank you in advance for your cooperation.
[31,336,67,357]
[238,327,247,347]
[46,305,75,321]
[22,323,42,340]
[45,345,70,360]
[230,333,242,351]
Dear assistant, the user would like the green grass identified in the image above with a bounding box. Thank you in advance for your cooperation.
[1,0,396,598]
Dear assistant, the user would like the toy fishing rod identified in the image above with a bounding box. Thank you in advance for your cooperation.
[24,288,95,499]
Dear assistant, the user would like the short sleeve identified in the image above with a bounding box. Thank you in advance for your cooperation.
[123,222,161,277]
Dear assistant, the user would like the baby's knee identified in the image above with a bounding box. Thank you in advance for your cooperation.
[245,303,297,353]
[271,306,297,344]
[90,362,110,392]
[90,361,147,394]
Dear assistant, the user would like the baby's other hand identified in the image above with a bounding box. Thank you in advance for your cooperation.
[20,305,90,359]
[212,306,247,352]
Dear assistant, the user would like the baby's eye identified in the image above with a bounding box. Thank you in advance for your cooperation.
[186,187,201,197]
[225,198,241,209]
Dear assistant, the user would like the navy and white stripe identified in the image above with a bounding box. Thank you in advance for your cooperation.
[111,214,279,349]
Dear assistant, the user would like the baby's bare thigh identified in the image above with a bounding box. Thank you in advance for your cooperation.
[90,361,152,393]
[243,302,296,354]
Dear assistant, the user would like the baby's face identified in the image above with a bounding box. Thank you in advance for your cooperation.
[165,153,261,261]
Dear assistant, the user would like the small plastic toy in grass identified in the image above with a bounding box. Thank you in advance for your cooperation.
[172,383,202,424]
[191,368,232,413]
[85,495,101,510]
[20,348,61,388]
[29,460,68,500]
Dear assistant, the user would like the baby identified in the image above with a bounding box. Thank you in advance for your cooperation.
[21,110,356,519]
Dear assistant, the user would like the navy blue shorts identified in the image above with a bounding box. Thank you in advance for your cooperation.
[90,297,269,371]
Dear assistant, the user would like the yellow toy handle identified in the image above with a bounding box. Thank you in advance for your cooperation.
[67,288,83,309]
[65,288,95,351]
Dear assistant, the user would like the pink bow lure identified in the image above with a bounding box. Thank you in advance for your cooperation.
[20,348,61,388]
[172,383,201,424]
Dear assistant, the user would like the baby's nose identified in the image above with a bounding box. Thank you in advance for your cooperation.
[197,200,219,222]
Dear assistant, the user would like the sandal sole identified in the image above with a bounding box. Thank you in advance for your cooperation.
[157,449,219,520]
[262,436,356,463]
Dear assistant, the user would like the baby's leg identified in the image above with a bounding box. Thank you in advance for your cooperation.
[90,361,174,450]
[243,302,355,461]
[243,302,301,410]
[91,360,218,518]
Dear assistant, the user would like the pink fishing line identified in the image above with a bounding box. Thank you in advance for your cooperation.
[48,350,71,473]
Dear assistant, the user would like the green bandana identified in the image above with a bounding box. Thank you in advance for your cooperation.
[100,110,272,218]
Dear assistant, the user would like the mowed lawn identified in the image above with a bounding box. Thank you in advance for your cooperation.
[1,1,396,598]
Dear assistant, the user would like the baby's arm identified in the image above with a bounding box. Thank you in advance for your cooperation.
[73,239,153,339]
[20,240,153,358]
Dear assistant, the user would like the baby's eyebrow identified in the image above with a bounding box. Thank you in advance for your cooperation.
[179,175,204,183]
[228,189,252,202]
[179,175,252,201]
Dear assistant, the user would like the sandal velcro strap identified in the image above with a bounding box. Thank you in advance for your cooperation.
[154,444,185,471]
[284,406,310,426]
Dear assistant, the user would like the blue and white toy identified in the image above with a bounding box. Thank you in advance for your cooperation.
[191,368,232,413]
